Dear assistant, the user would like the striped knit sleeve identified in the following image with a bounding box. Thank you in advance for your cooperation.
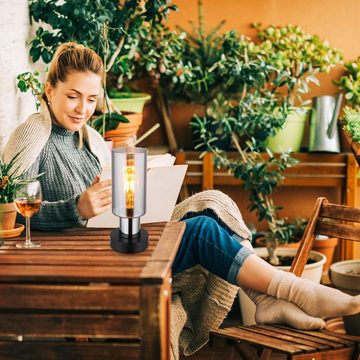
[18,157,87,231]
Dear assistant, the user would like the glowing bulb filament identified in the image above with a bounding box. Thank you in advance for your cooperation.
[124,156,135,213]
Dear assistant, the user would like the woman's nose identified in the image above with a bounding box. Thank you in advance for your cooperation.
[75,100,86,113]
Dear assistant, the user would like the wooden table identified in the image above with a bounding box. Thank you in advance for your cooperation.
[0,222,185,360]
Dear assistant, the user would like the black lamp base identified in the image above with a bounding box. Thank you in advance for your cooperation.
[110,228,149,253]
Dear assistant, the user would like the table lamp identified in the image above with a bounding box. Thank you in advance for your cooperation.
[110,147,149,253]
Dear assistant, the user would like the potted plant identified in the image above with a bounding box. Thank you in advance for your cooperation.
[0,154,25,245]
[26,0,177,145]
[253,23,343,152]
[191,30,296,265]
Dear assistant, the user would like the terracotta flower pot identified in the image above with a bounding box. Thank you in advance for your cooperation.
[0,202,17,230]
[312,237,338,273]
[105,112,143,148]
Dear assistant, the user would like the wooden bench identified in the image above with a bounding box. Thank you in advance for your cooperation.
[0,222,185,360]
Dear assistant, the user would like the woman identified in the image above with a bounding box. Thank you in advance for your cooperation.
[4,43,111,230]
[3,43,359,344]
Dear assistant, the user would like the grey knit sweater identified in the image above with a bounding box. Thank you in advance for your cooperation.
[3,102,111,231]
[19,124,102,230]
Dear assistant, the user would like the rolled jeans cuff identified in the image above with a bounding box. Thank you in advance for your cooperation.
[226,246,254,285]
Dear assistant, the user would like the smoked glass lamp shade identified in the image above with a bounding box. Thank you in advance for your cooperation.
[110,147,148,253]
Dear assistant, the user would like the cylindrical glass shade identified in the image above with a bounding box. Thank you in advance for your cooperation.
[112,147,147,219]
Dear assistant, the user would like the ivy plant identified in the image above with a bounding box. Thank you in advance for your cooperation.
[16,71,44,110]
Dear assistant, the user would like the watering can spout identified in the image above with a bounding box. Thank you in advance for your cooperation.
[327,93,343,139]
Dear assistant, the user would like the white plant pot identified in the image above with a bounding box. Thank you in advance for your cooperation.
[329,259,360,336]
[239,247,327,325]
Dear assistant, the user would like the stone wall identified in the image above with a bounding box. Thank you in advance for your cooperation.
[0,0,36,153]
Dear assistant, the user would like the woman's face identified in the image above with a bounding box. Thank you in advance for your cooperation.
[45,71,101,131]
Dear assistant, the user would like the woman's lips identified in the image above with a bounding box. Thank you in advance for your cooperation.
[69,116,84,123]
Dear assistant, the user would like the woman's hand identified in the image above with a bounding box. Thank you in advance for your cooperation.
[77,175,112,219]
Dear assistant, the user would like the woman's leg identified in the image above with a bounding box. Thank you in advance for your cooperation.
[173,215,325,329]
[172,215,253,283]
[236,250,360,318]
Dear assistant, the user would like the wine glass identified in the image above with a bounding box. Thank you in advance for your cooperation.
[14,179,42,248]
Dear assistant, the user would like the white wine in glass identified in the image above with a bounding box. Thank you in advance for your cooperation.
[14,180,42,248]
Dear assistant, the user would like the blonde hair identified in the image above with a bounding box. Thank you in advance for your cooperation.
[45,42,103,147]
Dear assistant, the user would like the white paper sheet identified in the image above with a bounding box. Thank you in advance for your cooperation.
[86,164,187,228]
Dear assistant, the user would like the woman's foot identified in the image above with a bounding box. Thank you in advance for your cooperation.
[267,270,360,318]
[245,288,325,330]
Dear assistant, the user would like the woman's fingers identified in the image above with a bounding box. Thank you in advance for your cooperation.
[91,179,111,192]
[77,179,112,219]
[98,189,112,200]
[91,175,101,185]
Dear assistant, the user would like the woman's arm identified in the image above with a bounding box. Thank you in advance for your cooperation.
[19,158,87,231]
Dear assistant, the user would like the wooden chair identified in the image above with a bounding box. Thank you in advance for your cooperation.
[211,197,360,360]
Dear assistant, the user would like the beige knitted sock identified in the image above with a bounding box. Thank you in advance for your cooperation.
[267,270,360,318]
[244,289,325,330]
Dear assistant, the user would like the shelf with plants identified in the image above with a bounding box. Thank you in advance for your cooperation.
[175,151,358,205]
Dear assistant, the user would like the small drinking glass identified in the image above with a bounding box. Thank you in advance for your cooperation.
[14,180,42,248]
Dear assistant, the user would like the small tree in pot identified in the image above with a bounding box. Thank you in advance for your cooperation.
[191,33,297,265]
[191,24,343,265]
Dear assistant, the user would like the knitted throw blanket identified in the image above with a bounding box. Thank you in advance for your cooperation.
[170,190,252,359]
[2,102,110,175]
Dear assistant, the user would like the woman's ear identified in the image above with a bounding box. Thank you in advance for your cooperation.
[45,82,53,103]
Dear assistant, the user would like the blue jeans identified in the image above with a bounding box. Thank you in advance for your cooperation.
[172,210,254,285]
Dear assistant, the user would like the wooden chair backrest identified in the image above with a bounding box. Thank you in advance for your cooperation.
[290,197,360,277]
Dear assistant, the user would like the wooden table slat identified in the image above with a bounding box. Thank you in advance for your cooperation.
[0,264,144,283]
[212,327,305,354]
[257,325,345,348]
[0,313,140,338]
[0,342,142,360]
[0,284,140,311]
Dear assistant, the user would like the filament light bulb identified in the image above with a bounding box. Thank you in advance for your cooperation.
[125,154,135,216]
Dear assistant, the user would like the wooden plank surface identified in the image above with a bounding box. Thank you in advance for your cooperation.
[0,222,184,284]
[212,324,359,356]
[212,327,305,354]
[0,284,140,310]
[0,342,141,360]
[0,313,140,338]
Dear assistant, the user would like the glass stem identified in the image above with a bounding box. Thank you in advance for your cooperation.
[25,217,31,245]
